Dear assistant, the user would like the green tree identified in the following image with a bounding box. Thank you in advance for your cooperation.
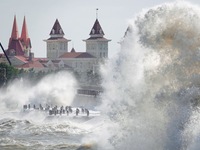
[0,63,18,86]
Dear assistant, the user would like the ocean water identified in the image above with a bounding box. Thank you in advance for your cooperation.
[0,72,103,150]
[2,1,200,150]
[0,109,102,150]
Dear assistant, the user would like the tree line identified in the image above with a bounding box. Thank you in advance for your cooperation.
[0,63,102,87]
[0,63,51,87]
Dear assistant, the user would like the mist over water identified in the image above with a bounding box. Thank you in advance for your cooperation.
[0,71,77,112]
[0,71,88,150]
[100,1,200,150]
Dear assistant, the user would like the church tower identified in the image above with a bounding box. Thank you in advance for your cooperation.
[20,16,32,57]
[83,11,111,59]
[7,15,24,56]
[44,19,71,59]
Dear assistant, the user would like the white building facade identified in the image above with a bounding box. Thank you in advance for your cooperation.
[44,18,111,74]
[44,19,71,59]
[83,19,111,60]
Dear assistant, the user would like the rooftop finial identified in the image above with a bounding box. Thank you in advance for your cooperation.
[96,8,98,19]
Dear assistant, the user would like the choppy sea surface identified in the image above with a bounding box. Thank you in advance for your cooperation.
[0,109,102,150]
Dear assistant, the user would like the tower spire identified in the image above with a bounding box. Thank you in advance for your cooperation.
[20,16,31,50]
[21,16,29,41]
[89,18,104,37]
[8,15,24,56]
[89,9,105,37]
[50,19,64,38]
[11,15,19,39]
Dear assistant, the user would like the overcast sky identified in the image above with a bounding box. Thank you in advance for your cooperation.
[0,0,200,58]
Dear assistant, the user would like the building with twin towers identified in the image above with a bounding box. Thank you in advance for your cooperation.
[0,14,111,77]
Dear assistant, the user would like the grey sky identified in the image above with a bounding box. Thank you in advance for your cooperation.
[0,0,199,57]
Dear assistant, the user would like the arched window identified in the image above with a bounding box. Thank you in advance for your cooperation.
[99,29,102,34]
[52,29,55,34]
[59,29,63,34]
[92,29,95,34]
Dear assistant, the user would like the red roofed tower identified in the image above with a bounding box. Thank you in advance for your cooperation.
[20,16,32,57]
[83,9,111,59]
[44,19,71,59]
[7,15,24,56]
[10,15,19,40]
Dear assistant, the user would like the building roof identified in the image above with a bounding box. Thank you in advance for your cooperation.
[14,56,44,64]
[89,19,104,37]
[18,60,45,68]
[84,18,111,42]
[59,50,95,59]
[39,59,49,64]
[50,19,64,36]
[20,16,31,48]
[14,55,28,63]
[76,52,96,58]
[45,19,71,42]
[7,39,24,56]
[51,60,61,63]
[71,47,76,52]
[86,37,110,41]
[47,37,68,41]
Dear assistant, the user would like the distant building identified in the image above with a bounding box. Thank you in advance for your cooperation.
[44,19,71,59]
[7,16,31,57]
[44,17,111,74]
[0,14,111,75]
[0,16,44,71]
[83,18,111,60]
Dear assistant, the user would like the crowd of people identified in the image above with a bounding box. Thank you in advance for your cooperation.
[23,104,90,117]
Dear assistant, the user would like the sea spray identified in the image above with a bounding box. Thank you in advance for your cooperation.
[0,71,77,112]
[100,20,168,150]
[100,1,200,150]
[0,71,86,149]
